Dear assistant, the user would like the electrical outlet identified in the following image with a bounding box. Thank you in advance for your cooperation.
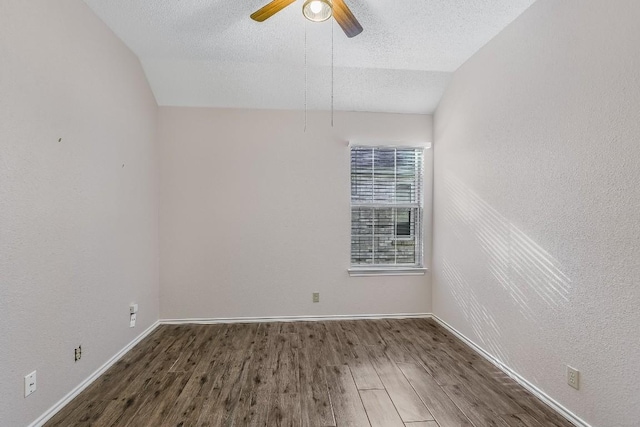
[129,313,137,328]
[567,366,579,390]
[24,371,37,397]
[74,345,82,362]
[312,292,320,303]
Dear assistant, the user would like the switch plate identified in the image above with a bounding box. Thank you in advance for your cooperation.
[312,292,320,303]
[129,303,138,314]
[24,371,37,398]
[567,366,579,390]
[129,313,137,328]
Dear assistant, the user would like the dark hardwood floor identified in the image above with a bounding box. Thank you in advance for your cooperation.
[45,319,574,427]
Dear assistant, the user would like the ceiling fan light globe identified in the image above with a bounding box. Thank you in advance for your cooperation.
[302,0,332,22]
[310,1,323,13]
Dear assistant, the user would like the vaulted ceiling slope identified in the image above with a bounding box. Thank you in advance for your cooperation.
[83,0,536,114]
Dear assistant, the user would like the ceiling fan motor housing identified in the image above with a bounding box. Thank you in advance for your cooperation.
[302,0,333,22]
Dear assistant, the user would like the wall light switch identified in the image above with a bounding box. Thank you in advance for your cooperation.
[129,303,138,314]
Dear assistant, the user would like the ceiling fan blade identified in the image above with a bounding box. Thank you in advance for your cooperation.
[250,0,297,22]
[332,0,363,38]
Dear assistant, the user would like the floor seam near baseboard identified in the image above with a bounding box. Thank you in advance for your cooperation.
[28,320,161,427]
[159,312,433,324]
[431,314,590,427]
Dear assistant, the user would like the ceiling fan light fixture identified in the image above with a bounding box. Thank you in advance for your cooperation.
[302,0,332,22]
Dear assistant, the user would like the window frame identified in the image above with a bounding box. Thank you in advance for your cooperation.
[348,144,428,277]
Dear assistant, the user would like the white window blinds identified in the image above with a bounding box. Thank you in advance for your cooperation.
[350,146,424,267]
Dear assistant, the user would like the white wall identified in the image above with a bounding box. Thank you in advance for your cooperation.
[0,1,159,425]
[433,0,640,425]
[159,108,432,320]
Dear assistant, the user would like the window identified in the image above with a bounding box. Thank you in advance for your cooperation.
[350,146,424,272]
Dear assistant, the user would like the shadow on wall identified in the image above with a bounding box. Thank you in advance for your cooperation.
[439,174,572,374]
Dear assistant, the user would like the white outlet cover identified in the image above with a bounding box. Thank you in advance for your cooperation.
[129,313,137,328]
[24,371,36,397]
[567,366,580,390]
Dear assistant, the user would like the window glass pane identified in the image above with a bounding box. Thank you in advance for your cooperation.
[397,149,419,204]
[351,208,373,265]
[395,237,417,264]
[396,209,411,236]
[374,236,396,264]
[373,149,395,203]
[351,148,373,203]
[374,208,394,235]
[398,185,412,203]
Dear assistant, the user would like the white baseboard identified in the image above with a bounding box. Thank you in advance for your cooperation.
[160,312,432,325]
[28,321,161,427]
[431,315,590,427]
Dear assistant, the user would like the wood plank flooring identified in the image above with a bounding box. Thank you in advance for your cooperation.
[45,319,575,427]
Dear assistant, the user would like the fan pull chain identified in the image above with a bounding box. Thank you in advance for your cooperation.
[331,16,334,127]
[304,19,308,133]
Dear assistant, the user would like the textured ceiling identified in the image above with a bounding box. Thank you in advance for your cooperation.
[83,0,536,113]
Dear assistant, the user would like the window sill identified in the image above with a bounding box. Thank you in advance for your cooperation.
[348,267,428,277]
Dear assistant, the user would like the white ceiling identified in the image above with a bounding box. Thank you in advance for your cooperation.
[83,0,536,113]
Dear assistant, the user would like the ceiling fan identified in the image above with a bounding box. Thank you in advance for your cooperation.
[251,0,363,38]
